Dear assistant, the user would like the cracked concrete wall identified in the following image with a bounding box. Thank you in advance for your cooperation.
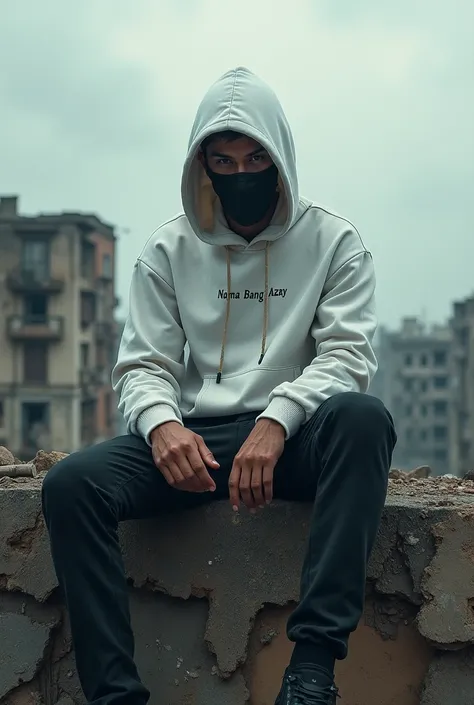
[1,461,474,705]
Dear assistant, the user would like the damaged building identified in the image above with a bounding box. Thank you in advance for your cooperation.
[0,195,118,457]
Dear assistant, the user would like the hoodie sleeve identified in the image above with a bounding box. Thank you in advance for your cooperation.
[112,257,186,445]
[257,250,378,439]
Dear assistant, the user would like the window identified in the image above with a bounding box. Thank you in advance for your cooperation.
[404,353,413,366]
[420,380,428,393]
[420,429,427,442]
[102,253,112,278]
[420,354,428,367]
[421,404,428,417]
[434,350,447,367]
[80,342,90,369]
[434,426,448,441]
[21,402,49,451]
[23,343,48,384]
[434,376,448,389]
[24,293,48,323]
[0,399,4,428]
[404,378,414,391]
[434,449,447,463]
[434,400,447,416]
[405,404,413,416]
[22,240,50,280]
[80,291,96,327]
[81,399,97,445]
[81,241,95,280]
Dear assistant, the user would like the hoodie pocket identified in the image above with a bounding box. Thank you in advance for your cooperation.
[185,365,301,417]
[187,376,212,415]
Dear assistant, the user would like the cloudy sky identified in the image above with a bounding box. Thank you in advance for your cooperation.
[1,0,472,328]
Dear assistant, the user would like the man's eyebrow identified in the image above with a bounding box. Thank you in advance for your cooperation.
[246,146,266,157]
[209,146,267,159]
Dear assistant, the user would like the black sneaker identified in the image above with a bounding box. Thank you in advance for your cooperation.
[275,664,339,704]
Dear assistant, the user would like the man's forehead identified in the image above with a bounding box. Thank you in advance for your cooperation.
[204,134,265,154]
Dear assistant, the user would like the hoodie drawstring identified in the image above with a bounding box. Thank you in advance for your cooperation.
[216,248,232,384]
[259,242,270,364]
[216,243,270,384]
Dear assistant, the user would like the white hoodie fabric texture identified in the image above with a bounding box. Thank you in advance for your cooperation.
[112,67,378,443]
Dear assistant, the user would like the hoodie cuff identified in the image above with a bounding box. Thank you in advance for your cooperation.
[257,397,306,440]
[136,404,183,446]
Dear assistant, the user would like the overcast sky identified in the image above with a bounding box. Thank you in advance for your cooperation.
[1,0,472,328]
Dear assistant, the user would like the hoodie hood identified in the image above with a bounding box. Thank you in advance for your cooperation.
[181,67,300,248]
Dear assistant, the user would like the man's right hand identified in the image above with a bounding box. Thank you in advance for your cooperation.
[151,422,219,493]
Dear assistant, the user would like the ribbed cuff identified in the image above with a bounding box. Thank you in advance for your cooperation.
[136,404,183,446]
[257,396,306,440]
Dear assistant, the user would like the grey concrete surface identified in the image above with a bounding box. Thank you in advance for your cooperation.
[1,469,474,704]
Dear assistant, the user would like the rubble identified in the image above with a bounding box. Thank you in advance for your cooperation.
[389,465,432,479]
[0,447,15,467]
[31,450,69,475]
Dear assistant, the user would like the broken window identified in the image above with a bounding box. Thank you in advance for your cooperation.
[21,401,50,452]
[81,240,95,280]
[81,291,96,327]
[24,293,48,323]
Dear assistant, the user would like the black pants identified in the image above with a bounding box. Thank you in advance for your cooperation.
[42,392,396,705]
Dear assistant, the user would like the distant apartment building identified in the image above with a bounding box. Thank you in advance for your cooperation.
[450,296,474,476]
[374,318,454,475]
[0,195,118,458]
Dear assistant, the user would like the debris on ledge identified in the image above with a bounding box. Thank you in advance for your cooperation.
[0,447,69,486]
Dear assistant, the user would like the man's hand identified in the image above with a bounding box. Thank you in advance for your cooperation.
[229,419,285,512]
[151,422,219,493]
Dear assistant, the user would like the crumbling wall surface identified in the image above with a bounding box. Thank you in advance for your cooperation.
[1,452,474,705]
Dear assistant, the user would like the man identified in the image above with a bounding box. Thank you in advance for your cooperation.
[42,67,396,705]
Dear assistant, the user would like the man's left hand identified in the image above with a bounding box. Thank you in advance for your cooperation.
[229,419,285,512]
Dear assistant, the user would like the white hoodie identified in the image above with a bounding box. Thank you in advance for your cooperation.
[113,67,378,443]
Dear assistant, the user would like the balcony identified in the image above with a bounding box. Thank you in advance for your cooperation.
[7,315,64,341]
[7,268,64,294]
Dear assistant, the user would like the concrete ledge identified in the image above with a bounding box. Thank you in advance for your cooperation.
[1,472,474,705]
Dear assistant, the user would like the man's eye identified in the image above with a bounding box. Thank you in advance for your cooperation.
[250,154,265,162]
[216,158,232,165]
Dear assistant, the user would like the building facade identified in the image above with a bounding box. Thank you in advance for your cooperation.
[0,195,118,458]
[374,318,454,475]
[450,296,474,476]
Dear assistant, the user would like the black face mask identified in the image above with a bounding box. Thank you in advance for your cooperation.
[205,163,279,227]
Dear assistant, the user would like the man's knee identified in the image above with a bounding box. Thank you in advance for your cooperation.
[42,452,89,521]
[321,392,395,439]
